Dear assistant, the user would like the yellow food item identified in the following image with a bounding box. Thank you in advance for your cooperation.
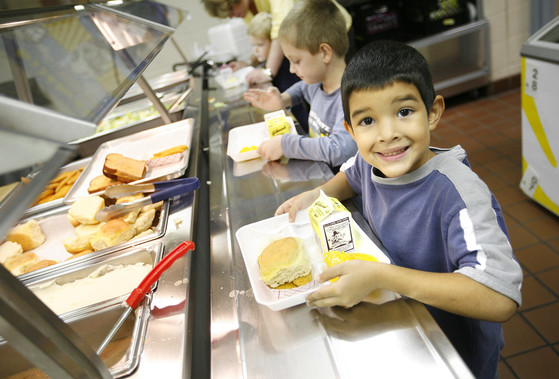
[32,167,84,206]
[323,250,378,282]
[151,145,188,159]
[239,145,258,153]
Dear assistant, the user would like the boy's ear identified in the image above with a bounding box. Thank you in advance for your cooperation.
[428,95,445,131]
[319,43,333,63]
[343,120,354,137]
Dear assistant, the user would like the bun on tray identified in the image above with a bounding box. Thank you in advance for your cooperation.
[90,218,135,251]
[6,220,46,251]
[68,195,105,225]
[103,153,146,183]
[0,241,23,264]
[258,237,311,288]
[4,252,40,276]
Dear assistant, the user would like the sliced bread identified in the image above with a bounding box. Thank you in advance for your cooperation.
[102,153,146,183]
[88,175,122,194]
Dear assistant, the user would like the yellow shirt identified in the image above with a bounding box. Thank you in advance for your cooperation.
[244,0,352,40]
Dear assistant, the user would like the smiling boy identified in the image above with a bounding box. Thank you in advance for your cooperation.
[275,40,523,379]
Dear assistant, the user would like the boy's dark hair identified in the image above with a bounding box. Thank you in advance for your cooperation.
[341,40,436,126]
[279,0,348,57]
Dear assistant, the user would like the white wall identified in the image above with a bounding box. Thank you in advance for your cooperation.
[483,0,532,81]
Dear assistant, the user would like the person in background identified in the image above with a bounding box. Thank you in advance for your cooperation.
[246,12,309,132]
[275,40,523,379]
[201,0,352,86]
[243,0,357,170]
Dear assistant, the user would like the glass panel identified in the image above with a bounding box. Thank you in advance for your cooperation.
[0,6,172,124]
[106,0,189,29]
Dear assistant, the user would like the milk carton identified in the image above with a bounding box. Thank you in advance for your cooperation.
[308,190,356,254]
[264,110,291,137]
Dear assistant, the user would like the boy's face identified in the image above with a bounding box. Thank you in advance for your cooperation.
[344,82,444,178]
[249,35,271,63]
[281,41,326,84]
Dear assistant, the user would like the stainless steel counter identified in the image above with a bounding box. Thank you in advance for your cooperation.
[208,98,474,378]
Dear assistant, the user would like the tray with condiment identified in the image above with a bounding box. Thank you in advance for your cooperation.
[236,209,398,311]
[226,117,296,163]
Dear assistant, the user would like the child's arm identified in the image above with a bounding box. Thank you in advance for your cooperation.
[243,87,292,110]
[307,261,517,323]
[275,172,357,221]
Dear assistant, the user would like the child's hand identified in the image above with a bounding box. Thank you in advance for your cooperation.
[275,188,321,221]
[243,87,282,110]
[257,135,283,161]
[228,60,249,71]
[245,68,272,84]
[306,261,379,308]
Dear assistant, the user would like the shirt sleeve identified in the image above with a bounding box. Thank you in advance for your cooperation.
[447,199,523,306]
[281,109,357,167]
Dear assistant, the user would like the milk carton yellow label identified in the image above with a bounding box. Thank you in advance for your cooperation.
[308,190,356,253]
[264,110,291,137]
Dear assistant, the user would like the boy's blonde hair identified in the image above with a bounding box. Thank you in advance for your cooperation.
[202,0,236,19]
[279,0,348,57]
[247,12,272,39]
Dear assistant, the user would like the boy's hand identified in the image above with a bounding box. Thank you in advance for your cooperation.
[306,261,379,308]
[275,188,321,221]
[243,87,283,110]
[257,135,283,161]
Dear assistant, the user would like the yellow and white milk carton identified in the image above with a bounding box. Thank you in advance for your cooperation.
[264,110,291,137]
[308,190,356,254]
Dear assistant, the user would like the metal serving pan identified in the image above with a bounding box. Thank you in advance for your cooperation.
[65,119,194,204]
[0,241,163,378]
[23,157,92,218]
[11,199,169,282]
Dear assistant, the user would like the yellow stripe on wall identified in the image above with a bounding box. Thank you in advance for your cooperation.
[521,58,557,168]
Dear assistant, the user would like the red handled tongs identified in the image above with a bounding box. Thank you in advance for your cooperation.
[96,241,195,355]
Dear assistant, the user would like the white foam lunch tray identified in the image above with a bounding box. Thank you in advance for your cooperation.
[65,119,194,203]
[226,117,296,163]
[235,209,398,311]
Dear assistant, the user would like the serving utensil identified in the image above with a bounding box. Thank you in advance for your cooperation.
[96,240,195,355]
[95,177,200,222]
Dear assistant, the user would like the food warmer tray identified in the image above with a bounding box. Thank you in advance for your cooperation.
[14,199,169,282]
[23,157,92,218]
[65,119,194,204]
[0,241,164,378]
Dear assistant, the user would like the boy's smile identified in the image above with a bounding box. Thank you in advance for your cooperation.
[344,82,444,178]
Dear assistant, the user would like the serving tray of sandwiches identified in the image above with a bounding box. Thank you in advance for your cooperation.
[64,119,194,204]
[236,209,398,311]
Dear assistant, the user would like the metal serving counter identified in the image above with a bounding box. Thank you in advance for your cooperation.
[207,96,474,378]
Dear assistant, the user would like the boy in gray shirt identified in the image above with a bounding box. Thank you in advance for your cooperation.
[244,0,356,169]
[276,40,523,379]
